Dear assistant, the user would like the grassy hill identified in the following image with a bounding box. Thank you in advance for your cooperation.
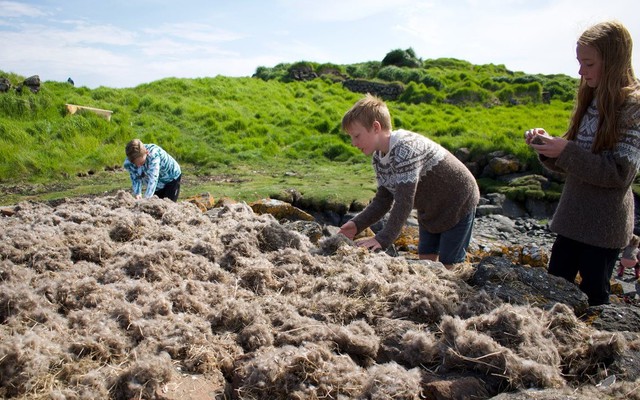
[0,51,578,207]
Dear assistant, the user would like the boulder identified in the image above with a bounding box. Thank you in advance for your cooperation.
[283,220,324,244]
[249,198,315,222]
[23,75,41,93]
[184,192,216,212]
[342,79,404,100]
[0,77,11,92]
[483,154,523,177]
[586,304,640,333]
[469,256,589,316]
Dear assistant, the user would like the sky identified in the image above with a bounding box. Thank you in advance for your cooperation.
[2,0,640,89]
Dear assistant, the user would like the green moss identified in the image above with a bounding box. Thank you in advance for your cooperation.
[479,174,563,203]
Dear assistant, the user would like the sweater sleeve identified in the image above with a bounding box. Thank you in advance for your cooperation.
[540,155,564,173]
[124,159,143,196]
[143,154,161,198]
[373,182,417,248]
[553,99,640,186]
[555,141,638,189]
[351,186,394,236]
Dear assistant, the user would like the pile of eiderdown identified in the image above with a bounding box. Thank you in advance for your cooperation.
[1,191,639,399]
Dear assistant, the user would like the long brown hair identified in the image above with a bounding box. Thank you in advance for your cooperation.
[565,21,639,152]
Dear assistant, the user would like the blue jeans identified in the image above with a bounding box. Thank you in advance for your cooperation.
[418,209,475,264]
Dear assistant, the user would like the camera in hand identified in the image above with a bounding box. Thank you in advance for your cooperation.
[531,135,546,145]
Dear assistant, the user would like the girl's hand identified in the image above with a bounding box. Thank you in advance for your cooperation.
[525,128,568,158]
[524,128,549,145]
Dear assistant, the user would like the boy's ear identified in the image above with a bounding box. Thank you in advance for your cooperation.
[372,120,381,132]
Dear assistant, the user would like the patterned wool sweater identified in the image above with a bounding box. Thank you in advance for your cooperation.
[542,97,640,249]
[351,129,480,249]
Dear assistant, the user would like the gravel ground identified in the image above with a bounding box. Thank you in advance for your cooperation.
[472,214,640,302]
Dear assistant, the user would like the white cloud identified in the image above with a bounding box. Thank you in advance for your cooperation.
[393,0,640,77]
[0,0,46,18]
[2,0,640,88]
[276,0,415,22]
[144,22,245,44]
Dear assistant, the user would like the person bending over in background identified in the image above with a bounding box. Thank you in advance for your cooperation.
[124,139,182,202]
[338,94,480,269]
[617,234,640,280]
[525,20,640,306]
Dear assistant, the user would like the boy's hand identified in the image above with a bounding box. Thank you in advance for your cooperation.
[338,221,357,240]
[355,237,382,252]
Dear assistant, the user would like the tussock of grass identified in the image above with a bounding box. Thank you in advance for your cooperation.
[1,192,639,399]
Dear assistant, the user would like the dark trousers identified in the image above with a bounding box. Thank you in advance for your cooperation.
[154,175,181,202]
[548,235,619,306]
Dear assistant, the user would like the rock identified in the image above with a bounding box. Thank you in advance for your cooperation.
[283,220,324,244]
[1,207,15,217]
[272,188,303,204]
[477,204,503,216]
[469,256,589,315]
[454,147,472,163]
[288,64,317,81]
[311,209,344,227]
[342,79,404,100]
[502,198,528,218]
[213,196,237,208]
[23,75,41,93]
[185,192,216,212]
[464,160,483,177]
[585,304,640,332]
[423,375,491,400]
[0,77,11,92]
[488,388,596,400]
[485,154,522,177]
[249,198,314,222]
[525,198,557,219]
[476,193,530,218]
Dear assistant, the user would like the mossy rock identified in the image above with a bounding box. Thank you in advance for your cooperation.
[483,174,563,203]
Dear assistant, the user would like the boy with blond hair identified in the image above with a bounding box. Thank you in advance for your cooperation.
[338,94,479,268]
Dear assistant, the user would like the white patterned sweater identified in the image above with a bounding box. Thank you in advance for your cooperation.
[542,96,640,248]
[351,129,480,249]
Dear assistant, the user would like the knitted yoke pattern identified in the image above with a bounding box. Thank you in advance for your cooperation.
[545,98,640,249]
[352,130,479,248]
